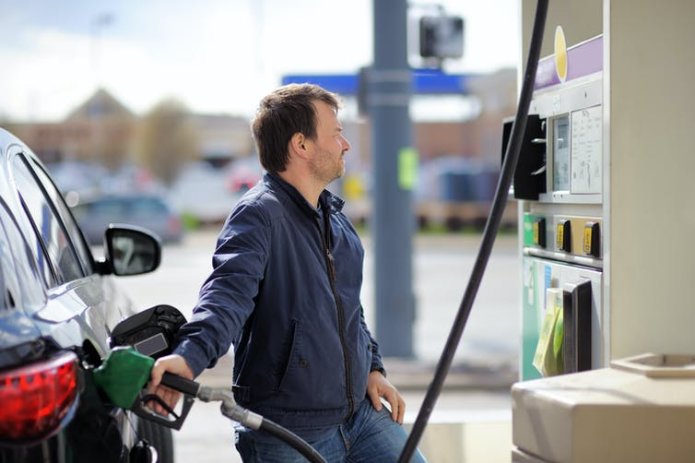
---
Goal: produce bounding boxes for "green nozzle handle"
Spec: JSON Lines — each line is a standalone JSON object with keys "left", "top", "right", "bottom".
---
{"left": 93, "top": 346, "right": 199, "bottom": 430}
{"left": 93, "top": 346, "right": 155, "bottom": 409}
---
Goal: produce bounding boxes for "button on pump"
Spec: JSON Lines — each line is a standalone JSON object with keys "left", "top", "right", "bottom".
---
{"left": 556, "top": 220, "right": 571, "bottom": 252}
{"left": 533, "top": 218, "right": 546, "bottom": 248}
{"left": 583, "top": 222, "right": 601, "bottom": 257}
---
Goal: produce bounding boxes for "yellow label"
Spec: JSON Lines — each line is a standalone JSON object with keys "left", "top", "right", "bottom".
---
{"left": 583, "top": 224, "right": 593, "bottom": 255}
{"left": 556, "top": 223, "right": 565, "bottom": 250}
{"left": 533, "top": 222, "right": 540, "bottom": 245}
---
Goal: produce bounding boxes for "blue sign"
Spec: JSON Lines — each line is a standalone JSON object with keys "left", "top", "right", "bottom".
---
{"left": 281, "top": 69, "right": 477, "bottom": 95}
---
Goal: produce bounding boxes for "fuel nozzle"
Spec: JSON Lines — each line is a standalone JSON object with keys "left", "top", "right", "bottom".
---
{"left": 92, "top": 347, "right": 325, "bottom": 462}
{"left": 93, "top": 346, "right": 198, "bottom": 430}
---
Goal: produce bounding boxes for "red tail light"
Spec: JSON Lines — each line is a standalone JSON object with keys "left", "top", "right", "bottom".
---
{"left": 0, "top": 351, "right": 79, "bottom": 441}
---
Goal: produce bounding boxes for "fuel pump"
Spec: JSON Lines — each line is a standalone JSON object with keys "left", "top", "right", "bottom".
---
{"left": 508, "top": 30, "right": 605, "bottom": 380}
{"left": 510, "top": 1, "right": 695, "bottom": 461}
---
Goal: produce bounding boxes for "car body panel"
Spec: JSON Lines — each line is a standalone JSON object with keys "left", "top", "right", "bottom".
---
{"left": 0, "top": 127, "right": 168, "bottom": 461}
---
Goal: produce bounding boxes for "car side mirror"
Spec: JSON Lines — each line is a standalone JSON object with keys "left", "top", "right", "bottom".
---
{"left": 99, "top": 224, "right": 162, "bottom": 276}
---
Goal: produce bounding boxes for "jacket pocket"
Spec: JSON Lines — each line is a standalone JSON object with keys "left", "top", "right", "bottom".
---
{"left": 276, "top": 319, "right": 300, "bottom": 391}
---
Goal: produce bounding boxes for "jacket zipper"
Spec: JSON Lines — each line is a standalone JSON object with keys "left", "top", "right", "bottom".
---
{"left": 319, "top": 211, "right": 355, "bottom": 419}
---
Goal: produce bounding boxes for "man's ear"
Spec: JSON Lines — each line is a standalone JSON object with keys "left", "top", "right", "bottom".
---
{"left": 289, "top": 132, "right": 309, "bottom": 159}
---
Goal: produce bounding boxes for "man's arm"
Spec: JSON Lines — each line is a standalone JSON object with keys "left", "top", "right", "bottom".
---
{"left": 359, "top": 304, "right": 385, "bottom": 375}
{"left": 175, "top": 202, "right": 270, "bottom": 376}
{"left": 147, "top": 201, "right": 270, "bottom": 413}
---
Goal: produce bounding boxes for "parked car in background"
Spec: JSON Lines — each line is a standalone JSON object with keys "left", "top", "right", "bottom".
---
{"left": 340, "top": 155, "right": 515, "bottom": 231}
{"left": 225, "top": 156, "right": 264, "bottom": 194}
{"left": 415, "top": 155, "right": 511, "bottom": 230}
{"left": 45, "top": 160, "right": 108, "bottom": 199}
{"left": 0, "top": 128, "right": 173, "bottom": 462}
{"left": 71, "top": 193, "right": 184, "bottom": 245}
{"left": 168, "top": 161, "right": 239, "bottom": 225}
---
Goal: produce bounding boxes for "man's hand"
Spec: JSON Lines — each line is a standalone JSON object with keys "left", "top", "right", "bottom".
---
{"left": 366, "top": 370, "right": 405, "bottom": 424}
{"left": 147, "top": 354, "right": 194, "bottom": 416}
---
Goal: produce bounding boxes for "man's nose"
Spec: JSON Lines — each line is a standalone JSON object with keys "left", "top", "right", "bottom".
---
{"left": 341, "top": 135, "right": 351, "bottom": 152}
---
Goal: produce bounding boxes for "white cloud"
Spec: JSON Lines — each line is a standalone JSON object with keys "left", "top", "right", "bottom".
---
{"left": 0, "top": 28, "right": 94, "bottom": 120}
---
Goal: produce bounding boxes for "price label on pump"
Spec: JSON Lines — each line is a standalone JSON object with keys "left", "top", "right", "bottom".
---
{"left": 583, "top": 222, "right": 601, "bottom": 257}
{"left": 556, "top": 223, "right": 565, "bottom": 250}
{"left": 583, "top": 224, "right": 593, "bottom": 255}
{"left": 556, "top": 220, "right": 571, "bottom": 252}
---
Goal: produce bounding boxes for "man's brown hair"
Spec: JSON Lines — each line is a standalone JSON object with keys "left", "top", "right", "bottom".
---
{"left": 251, "top": 83, "right": 340, "bottom": 173}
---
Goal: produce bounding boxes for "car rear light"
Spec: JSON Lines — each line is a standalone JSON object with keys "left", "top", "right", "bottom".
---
{"left": 0, "top": 351, "right": 79, "bottom": 441}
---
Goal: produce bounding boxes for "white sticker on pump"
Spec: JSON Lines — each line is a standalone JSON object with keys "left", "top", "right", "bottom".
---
{"left": 570, "top": 105, "right": 602, "bottom": 194}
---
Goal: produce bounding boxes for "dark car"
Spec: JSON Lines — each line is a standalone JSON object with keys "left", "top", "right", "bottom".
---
{"left": 0, "top": 128, "right": 174, "bottom": 462}
{"left": 72, "top": 193, "right": 184, "bottom": 246}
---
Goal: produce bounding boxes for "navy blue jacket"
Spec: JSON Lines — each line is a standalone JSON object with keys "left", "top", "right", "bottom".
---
{"left": 174, "top": 172, "right": 384, "bottom": 432}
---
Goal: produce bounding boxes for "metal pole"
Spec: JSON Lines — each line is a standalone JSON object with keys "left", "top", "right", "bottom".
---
{"left": 370, "top": 0, "right": 415, "bottom": 357}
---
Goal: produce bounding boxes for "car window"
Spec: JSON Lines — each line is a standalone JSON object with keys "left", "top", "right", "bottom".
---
{"left": 131, "top": 197, "right": 167, "bottom": 214}
{"left": 0, "top": 199, "right": 46, "bottom": 311}
{"left": 90, "top": 197, "right": 126, "bottom": 216}
{"left": 11, "top": 153, "right": 84, "bottom": 286}
{"left": 27, "top": 157, "right": 94, "bottom": 274}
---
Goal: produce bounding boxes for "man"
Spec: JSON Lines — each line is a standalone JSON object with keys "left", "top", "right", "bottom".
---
{"left": 150, "top": 84, "right": 426, "bottom": 462}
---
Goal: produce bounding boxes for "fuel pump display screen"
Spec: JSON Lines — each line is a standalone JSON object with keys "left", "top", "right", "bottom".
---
{"left": 553, "top": 115, "right": 570, "bottom": 191}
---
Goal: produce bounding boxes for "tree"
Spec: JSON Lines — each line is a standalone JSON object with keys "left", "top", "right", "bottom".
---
{"left": 135, "top": 98, "right": 199, "bottom": 185}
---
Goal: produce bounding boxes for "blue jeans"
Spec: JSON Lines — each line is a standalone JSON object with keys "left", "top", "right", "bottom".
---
{"left": 235, "top": 399, "right": 427, "bottom": 462}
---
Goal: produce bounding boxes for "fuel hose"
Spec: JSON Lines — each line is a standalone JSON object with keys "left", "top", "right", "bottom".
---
{"left": 258, "top": 418, "right": 326, "bottom": 463}
{"left": 397, "top": 1, "right": 549, "bottom": 461}
{"left": 131, "top": 370, "right": 327, "bottom": 462}
{"left": 197, "top": 384, "right": 328, "bottom": 463}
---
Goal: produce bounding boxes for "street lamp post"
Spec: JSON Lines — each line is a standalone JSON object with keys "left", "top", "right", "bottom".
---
{"left": 90, "top": 13, "right": 113, "bottom": 88}
{"left": 89, "top": 13, "right": 113, "bottom": 167}
{"left": 370, "top": 0, "right": 416, "bottom": 358}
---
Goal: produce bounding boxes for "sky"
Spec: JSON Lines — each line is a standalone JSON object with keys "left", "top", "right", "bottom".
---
{"left": 0, "top": 0, "right": 520, "bottom": 122}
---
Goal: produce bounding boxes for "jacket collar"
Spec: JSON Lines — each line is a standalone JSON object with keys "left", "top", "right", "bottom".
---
{"left": 265, "top": 172, "right": 345, "bottom": 218}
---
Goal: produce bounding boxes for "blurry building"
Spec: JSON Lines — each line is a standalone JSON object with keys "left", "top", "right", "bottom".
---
{"left": 190, "top": 114, "right": 255, "bottom": 168}
{"left": 346, "top": 68, "right": 517, "bottom": 165}
{"left": 338, "top": 68, "right": 518, "bottom": 228}
{"left": 5, "top": 68, "right": 516, "bottom": 223}
{"left": 10, "top": 88, "right": 136, "bottom": 168}
{"left": 7, "top": 89, "right": 255, "bottom": 173}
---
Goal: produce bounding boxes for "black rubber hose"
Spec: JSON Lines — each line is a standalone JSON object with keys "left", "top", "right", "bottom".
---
{"left": 259, "top": 418, "right": 327, "bottom": 463}
{"left": 397, "top": 1, "right": 549, "bottom": 461}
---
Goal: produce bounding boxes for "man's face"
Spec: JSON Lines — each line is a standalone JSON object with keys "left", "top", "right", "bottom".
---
{"left": 306, "top": 100, "right": 351, "bottom": 185}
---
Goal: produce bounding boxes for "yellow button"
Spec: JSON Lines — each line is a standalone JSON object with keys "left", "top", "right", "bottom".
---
{"left": 556, "top": 220, "right": 571, "bottom": 252}
{"left": 583, "top": 222, "right": 600, "bottom": 257}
